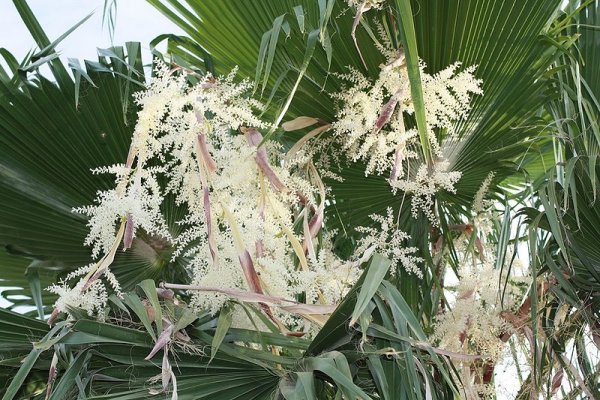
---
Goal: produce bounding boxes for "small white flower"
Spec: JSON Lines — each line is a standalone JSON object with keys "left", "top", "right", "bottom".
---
{"left": 73, "top": 169, "right": 170, "bottom": 259}
{"left": 47, "top": 278, "right": 108, "bottom": 320}
{"left": 355, "top": 207, "right": 423, "bottom": 277}
{"left": 391, "top": 160, "right": 462, "bottom": 223}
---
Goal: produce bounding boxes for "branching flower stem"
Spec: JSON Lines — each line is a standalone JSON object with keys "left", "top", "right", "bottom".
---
{"left": 81, "top": 219, "right": 125, "bottom": 291}
{"left": 160, "top": 282, "right": 334, "bottom": 328}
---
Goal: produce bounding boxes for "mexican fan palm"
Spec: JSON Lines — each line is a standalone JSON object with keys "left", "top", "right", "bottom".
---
{"left": 0, "top": 0, "right": 598, "bottom": 399}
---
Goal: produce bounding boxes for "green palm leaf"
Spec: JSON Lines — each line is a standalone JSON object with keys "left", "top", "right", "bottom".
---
{"left": 0, "top": 2, "right": 188, "bottom": 307}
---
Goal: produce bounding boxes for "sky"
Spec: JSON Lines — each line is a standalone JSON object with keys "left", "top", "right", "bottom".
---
{"left": 0, "top": 0, "right": 183, "bottom": 70}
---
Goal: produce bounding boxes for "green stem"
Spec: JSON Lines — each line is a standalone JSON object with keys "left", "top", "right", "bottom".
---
{"left": 393, "top": 0, "right": 433, "bottom": 166}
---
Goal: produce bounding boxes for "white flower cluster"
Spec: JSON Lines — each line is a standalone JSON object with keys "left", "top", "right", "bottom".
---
{"left": 331, "top": 32, "right": 482, "bottom": 222}
{"left": 355, "top": 208, "right": 423, "bottom": 277}
{"left": 47, "top": 264, "right": 120, "bottom": 320}
{"left": 431, "top": 246, "right": 511, "bottom": 398}
{"left": 74, "top": 167, "right": 170, "bottom": 259}
{"left": 347, "top": 0, "right": 385, "bottom": 9}
{"left": 47, "top": 279, "right": 108, "bottom": 320}
{"left": 432, "top": 258, "right": 509, "bottom": 360}
{"left": 332, "top": 53, "right": 481, "bottom": 170}
{"left": 432, "top": 176, "right": 510, "bottom": 357}
{"left": 391, "top": 161, "right": 462, "bottom": 222}
{"left": 53, "top": 61, "right": 361, "bottom": 328}
{"left": 176, "top": 130, "right": 324, "bottom": 317}
{"left": 415, "top": 62, "right": 483, "bottom": 139}
{"left": 430, "top": 183, "right": 529, "bottom": 398}
{"left": 331, "top": 64, "right": 413, "bottom": 176}
{"left": 472, "top": 172, "right": 496, "bottom": 238}
{"left": 299, "top": 230, "right": 363, "bottom": 305}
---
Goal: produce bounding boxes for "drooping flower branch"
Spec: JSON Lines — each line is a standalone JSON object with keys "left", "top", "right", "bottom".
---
{"left": 49, "top": 62, "right": 383, "bottom": 331}
{"left": 50, "top": 25, "right": 483, "bottom": 339}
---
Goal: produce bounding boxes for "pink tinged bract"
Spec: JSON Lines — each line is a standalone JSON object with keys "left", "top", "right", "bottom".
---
{"left": 196, "top": 134, "right": 217, "bottom": 175}
{"left": 145, "top": 323, "right": 174, "bottom": 360}
{"left": 203, "top": 187, "right": 218, "bottom": 264}
{"left": 243, "top": 127, "right": 286, "bottom": 192}
{"left": 238, "top": 250, "right": 264, "bottom": 295}
{"left": 389, "top": 146, "right": 404, "bottom": 182}
{"left": 123, "top": 213, "right": 134, "bottom": 250}
{"left": 373, "top": 96, "right": 399, "bottom": 135}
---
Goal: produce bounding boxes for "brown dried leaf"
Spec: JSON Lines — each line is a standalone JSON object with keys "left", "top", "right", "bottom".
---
{"left": 145, "top": 324, "right": 174, "bottom": 360}
{"left": 281, "top": 116, "right": 319, "bottom": 131}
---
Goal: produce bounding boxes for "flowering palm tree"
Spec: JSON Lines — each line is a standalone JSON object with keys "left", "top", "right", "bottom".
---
{"left": 0, "top": 0, "right": 598, "bottom": 399}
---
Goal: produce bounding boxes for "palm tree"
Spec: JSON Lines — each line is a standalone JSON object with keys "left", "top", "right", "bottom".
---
{"left": 0, "top": 0, "right": 598, "bottom": 398}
